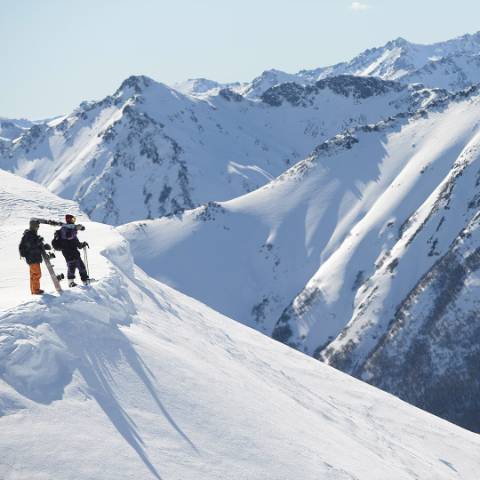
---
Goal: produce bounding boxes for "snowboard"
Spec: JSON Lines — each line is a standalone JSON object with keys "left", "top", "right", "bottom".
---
{"left": 40, "top": 247, "right": 64, "bottom": 293}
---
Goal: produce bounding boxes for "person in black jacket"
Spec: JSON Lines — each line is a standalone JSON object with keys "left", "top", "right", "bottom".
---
{"left": 59, "top": 214, "right": 90, "bottom": 287}
{"left": 19, "top": 219, "right": 52, "bottom": 295}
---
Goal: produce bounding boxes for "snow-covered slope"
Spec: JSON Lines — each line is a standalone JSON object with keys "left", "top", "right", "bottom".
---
{"left": 1, "top": 171, "right": 480, "bottom": 479}
{"left": 0, "top": 170, "right": 85, "bottom": 310}
{"left": 120, "top": 85, "right": 480, "bottom": 432}
{"left": 0, "top": 75, "right": 440, "bottom": 225}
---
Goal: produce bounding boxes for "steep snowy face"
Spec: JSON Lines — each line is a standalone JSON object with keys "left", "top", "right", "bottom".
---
{"left": 320, "top": 132, "right": 480, "bottom": 433}
{"left": 0, "top": 75, "right": 438, "bottom": 225}
{"left": 1, "top": 172, "right": 480, "bottom": 479}
{"left": 121, "top": 87, "right": 480, "bottom": 432}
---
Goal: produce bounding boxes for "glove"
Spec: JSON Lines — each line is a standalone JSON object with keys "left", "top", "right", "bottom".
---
{"left": 44, "top": 244, "right": 52, "bottom": 250}
{"left": 81, "top": 242, "right": 89, "bottom": 248}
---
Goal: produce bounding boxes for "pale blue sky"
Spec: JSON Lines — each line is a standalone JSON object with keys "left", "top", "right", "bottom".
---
{"left": 2, "top": 0, "right": 480, "bottom": 119}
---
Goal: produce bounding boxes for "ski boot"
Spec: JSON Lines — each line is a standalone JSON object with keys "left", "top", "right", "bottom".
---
{"left": 69, "top": 281, "right": 77, "bottom": 288}
{"left": 33, "top": 289, "right": 45, "bottom": 295}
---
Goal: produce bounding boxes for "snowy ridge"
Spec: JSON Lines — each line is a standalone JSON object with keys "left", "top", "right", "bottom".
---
{"left": 0, "top": 75, "right": 439, "bottom": 225}
{"left": 3, "top": 171, "right": 480, "bottom": 479}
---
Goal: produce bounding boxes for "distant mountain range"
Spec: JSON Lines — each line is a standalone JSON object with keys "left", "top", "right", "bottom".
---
{"left": 0, "top": 75, "right": 445, "bottom": 224}
{"left": 178, "top": 31, "right": 480, "bottom": 97}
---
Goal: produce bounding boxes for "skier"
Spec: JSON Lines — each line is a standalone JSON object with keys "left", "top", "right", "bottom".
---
{"left": 19, "top": 219, "right": 52, "bottom": 295}
{"left": 58, "top": 214, "right": 90, "bottom": 287}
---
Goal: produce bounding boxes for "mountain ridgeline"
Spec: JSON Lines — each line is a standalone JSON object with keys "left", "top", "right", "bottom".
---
{"left": 0, "top": 75, "right": 443, "bottom": 224}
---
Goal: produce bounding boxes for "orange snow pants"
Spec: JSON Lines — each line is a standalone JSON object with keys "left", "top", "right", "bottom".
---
{"left": 29, "top": 263, "right": 42, "bottom": 294}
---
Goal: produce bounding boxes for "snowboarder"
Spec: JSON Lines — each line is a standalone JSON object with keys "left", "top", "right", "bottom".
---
{"left": 19, "top": 219, "right": 52, "bottom": 295}
{"left": 58, "top": 214, "right": 90, "bottom": 287}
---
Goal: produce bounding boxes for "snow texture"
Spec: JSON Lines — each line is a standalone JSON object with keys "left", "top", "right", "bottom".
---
{"left": 1, "top": 171, "right": 480, "bottom": 479}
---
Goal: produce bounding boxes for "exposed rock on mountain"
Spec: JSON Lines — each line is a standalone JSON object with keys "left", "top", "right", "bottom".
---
{"left": 0, "top": 75, "right": 438, "bottom": 224}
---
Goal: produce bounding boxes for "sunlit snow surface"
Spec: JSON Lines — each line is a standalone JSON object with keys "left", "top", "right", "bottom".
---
{"left": 1, "top": 171, "right": 480, "bottom": 479}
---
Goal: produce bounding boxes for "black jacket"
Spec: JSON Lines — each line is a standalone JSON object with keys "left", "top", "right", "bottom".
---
{"left": 59, "top": 225, "right": 84, "bottom": 261}
{"left": 19, "top": 230, "right": 44, "bottom": 265}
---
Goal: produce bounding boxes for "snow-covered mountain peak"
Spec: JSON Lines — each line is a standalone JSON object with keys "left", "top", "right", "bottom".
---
{"left": 387, "top": 37, "right": 410, "bottom": 47}
{"left": 115, "top": 74, "right": 155, "bottom": 96}
{"left": 241, "top": 68, "right": 300, "bottom": 98}
{"left": 3, "top": 68, "right": 450, "bottom": 225}
{"left": 174, "top": 77, "right": 223, "bottom": 95}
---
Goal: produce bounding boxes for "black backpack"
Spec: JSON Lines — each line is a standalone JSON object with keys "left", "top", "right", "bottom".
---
{"left": 52, "top": 229, "right": 63, "bottom": 251}
{"left": 19, "top": 232, "right": 28, "bottom": 257}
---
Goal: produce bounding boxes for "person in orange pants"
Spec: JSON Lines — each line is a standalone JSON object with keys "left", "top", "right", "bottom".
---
{"left": 19, "top": 219, "right": 52, "bottom": 295}
{"left": 29, "top": 263, "right": 42, "bottom": 294}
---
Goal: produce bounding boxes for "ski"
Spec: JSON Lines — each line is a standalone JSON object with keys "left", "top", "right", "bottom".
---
{"left": 31, "top": 217, "right": 86, "bottom": 231}
{"left": 40, "top": 247, "right": 64, "bottom": 293}
{"left": 30, "top": 217, "right": 64, "bottom": 227}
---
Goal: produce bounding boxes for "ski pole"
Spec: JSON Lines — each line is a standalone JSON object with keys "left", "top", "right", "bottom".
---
{"left": 83, "top": 247, "right": 90, "bottom": 278}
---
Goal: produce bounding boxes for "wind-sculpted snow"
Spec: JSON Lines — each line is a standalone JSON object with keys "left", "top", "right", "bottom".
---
{"left": 2, "top": 174, "right": 480, "bottom": 478}
{"left": 0, "top": 74, "right": 447, "bottom": 225}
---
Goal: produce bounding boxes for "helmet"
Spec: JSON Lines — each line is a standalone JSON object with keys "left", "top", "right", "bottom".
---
{"left": 65, "top": 214, "right": 76, "bottom": 224}
{"left": 29, "top": 219, "right": 40, "bottom": 230}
